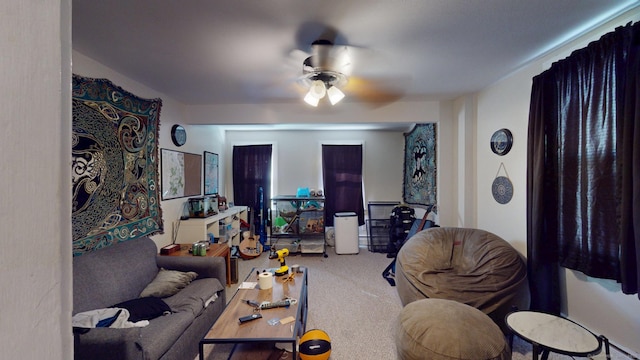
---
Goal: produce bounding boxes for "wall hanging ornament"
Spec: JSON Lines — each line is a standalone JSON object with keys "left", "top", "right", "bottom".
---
{"left": 490, "top": 128, "right": 513, "bottom": 156}
{"left": 72, "top": 74, "right": 164, "bottom": 256}
{"left": 403, "top": 123, "right": 437, "bottom": 206}
{"left": 492, "top": 162, "right": 513, "bottom": 204}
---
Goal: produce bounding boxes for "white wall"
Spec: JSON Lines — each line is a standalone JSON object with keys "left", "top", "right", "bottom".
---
{"left": 475, "top": 9, "right": 640, "bottom": 354}
{"left": 189, "top": 101, "right": 459, "bottom": 226}
{"left": 72, "top": 52, "right": 225, "bottom": 249}
{"left": 70, "top": 53, "right": 461, "bottom": 249}
{"left": 187, "top": 100, "right": 442, "bottom": 126}
{"left": 452, "top": 96, "right": 477, "bottom": 227}
{"left": 0, "top": 1, "right": 72, "bottom": 359}
{"left": 72, "top": 49, "right": 460, "bottom": 241}
{"left": 224, "top": 130, "right": 406, "bottom": 207}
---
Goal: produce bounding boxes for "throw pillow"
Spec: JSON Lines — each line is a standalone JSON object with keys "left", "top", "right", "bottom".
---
{"left": 112, "top": 297, "right": 171, "bottom": 322}
{"left": 139, "top": 268, "right": 198, "bottom": 298}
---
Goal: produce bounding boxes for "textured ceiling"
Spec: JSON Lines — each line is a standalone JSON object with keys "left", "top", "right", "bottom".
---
{"left": 73, "top": 0, "right": 638, "bottom": 110}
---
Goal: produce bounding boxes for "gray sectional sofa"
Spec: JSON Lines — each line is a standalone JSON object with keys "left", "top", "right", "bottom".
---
{"left": 73, "top": 236, "right": 227, "bottom": 360}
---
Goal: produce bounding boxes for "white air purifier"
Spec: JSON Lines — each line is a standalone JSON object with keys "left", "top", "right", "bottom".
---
{"left": 334, "top": 212, "right": 359, "bottom": 254}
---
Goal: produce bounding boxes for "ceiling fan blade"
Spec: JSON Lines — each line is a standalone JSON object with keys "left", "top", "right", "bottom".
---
{"left": 293, "top": 22, "right": 343, "bottom": 53}
{"left": 289, "top": 48, "right": 310, "bottom": 63}
{"left": 343, "top": 76, "right": 410, "bottom": 106}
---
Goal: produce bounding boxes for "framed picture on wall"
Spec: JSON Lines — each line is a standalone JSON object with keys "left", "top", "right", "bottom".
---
{"left": 160, "top": 148, "right": 202, "bottom": 200}
{"left": 204, "top": 151, "right": 219, "bottom": 196}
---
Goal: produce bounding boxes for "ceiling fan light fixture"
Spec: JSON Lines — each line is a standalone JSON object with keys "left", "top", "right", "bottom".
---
{"left": 301, "top": 64, "right": 348, "bottom": 106}
{"left": 304, "top": 91, "right": 320, "bottom": 106}
{"left": 309, "top": 80, "right": 327, "bottom": 98}
{"left": 327, "top": 85, "right": 345, "bottom": 105}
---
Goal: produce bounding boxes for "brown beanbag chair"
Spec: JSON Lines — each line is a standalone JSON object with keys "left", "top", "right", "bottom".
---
{"left": 395, "top": 227, "right": 529, "bottom": 332}
{"left": 395, "top": 298, "right": 511, "bottom": 360}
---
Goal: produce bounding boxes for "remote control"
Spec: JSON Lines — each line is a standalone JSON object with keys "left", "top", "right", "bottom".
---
{"left": 238, "top": 313, "right": 262, "bottom": 324}
{"left": 260, "top": 299, "right": 292, "bottom": 310}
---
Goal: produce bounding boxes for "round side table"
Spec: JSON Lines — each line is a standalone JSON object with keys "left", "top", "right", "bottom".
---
{"left": 505, "top": 310, "right": 610, "bottom": 360}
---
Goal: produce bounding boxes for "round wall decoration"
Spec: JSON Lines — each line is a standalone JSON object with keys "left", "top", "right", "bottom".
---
{"left": 490, "top": 128, "right": 513, "bottom": 156}
{"left": 492, "top": 162, "right": 513, "bottom": 204}
{"left": 492, "top": 176, "right": 514, "bottom": 204}
{"left": 171, "top": 124, "right": 187, "bottom": 146}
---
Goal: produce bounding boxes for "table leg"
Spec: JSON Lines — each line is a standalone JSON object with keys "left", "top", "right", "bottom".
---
{"left": 532, "top": 344, "right": 540, "bottom": 360}
{"left": 507, "top": 332, "right": 514, "bottom": 355}
{"left": 541, "top": 349, "right": 550, "bottom": 360}
{"left": 600, "top": 335, "right": 611, "bottom": 359}
{"left": 225, "top": 247, "right": 231, "bottom": 286}
{"left": 292, "top": 340, "right": 297, "bottom": 360}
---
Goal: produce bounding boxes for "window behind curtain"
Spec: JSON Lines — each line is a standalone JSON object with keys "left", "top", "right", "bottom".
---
{"left": 232, "top": 145, "right": 272, "bottom": 230}
{"left": 322, "top": 144, "right": 365, "bottom": 227}
{"left": 527, "top": 21, "right": 640, "bottom": 312}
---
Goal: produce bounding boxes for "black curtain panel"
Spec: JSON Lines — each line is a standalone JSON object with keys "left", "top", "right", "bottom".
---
{"left": 322, "top": 144, "right": 365, "bottom": 227}
{"left": 620, "top": 22, "right": 640, "bottom": 296}
{"left": 527, "top": 21, "right": 640, "bottom": 313}
{"left": 527, "top": 73, "right": 562, "bottom": 314}
{"left": 232, "top": 145, "right": 272, "bottom": 228}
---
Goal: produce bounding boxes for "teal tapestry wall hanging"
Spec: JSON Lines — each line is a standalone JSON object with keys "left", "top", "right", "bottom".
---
{"left": 72, "top": 74, "right": 164, "bottom": 256}
{"left": 403, "top": 123, "right": 437, "bottom": 206}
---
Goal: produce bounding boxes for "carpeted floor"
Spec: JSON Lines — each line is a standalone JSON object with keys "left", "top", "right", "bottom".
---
{"left": 199, "top": 245, "right": 629, "bottom": 360}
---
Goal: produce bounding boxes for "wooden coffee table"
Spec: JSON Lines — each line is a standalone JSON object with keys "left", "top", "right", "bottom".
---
{"left": 199, "top": 267, "right": 308, "bottom": 360}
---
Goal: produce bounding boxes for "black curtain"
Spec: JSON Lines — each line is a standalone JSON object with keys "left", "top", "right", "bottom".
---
{"left": 232, "top": 145, "right": 272, "bottom": 229}
{"left": 527, "top": 21, "right": 640, "bottom": 313}
{"left": 322, "top": 145, "right": 365, "bottom": 227}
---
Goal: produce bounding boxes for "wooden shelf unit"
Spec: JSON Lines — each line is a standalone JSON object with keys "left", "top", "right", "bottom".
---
{"left": 176, "top": 206, "right": 248, "bottom": 246}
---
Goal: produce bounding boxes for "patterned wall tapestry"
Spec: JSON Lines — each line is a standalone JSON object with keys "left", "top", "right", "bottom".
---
{"left": 403, "top": 123, "right": 437, "bottom": 206}
{"left": 72, "top": 74, "right": 163, "bottom": 256}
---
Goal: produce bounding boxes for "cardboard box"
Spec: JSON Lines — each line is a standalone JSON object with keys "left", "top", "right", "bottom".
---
{"left": 160, "top": 244, "right": 180, "bottom": 255}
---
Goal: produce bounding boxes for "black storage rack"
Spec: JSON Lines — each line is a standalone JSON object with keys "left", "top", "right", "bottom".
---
{"left": 366, "top": 201, "right": 400, "bottom": 252}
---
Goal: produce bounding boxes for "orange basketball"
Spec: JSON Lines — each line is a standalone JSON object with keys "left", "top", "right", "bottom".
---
{"left": 299, "top": 329, "right": 331, "bottom": 360}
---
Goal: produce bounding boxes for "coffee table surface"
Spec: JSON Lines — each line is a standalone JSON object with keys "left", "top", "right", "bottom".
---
{"left": 200, "top": 267, "right": 308, "bottom": 359}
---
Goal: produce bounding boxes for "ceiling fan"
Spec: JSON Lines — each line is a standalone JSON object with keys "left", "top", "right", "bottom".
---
{"left": 297, "top": 39, "right": 351, "bottom": 106}
{"left": 288, "top": 36, "right": 407, "bottom": 108}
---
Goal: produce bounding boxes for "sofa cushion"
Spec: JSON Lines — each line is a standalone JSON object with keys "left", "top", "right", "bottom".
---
{"left": 137, "top": 310, "right": 195, "bottom": 360}
{"left": 112, "top": 297, "right": 172, "bottom": 322}
{"left": 139, "top": 268, "right": 198, "bottom": 298}
{"left": 163, "top": 278, "right": 224, "bottom": 317}
{"left": 73, "top": 237, "right": 160, "bottom": 314}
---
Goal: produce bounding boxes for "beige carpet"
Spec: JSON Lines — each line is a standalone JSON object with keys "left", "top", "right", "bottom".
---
{"left": 200, "top": 245, "right": 626, "bottom": 360}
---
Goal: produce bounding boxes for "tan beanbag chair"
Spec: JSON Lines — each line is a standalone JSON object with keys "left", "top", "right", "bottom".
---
{"left": 395, "top": 298, "right": 511, "bottom": 360}
{"left": 396, "top": 227, "right": 529, "bottom": 332}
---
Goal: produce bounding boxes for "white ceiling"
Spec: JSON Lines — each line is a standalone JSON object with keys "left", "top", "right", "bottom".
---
{"left": 72, "top": 0, "right": 639, "bottom": 123}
